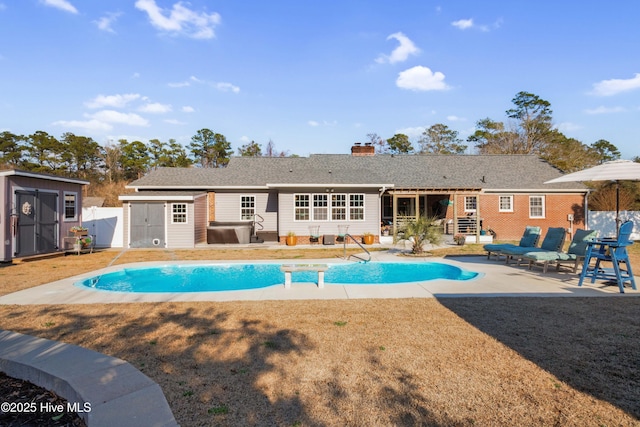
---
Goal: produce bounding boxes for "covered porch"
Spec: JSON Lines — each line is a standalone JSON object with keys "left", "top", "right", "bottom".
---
{"left": 381, "top": 188, "right": 492, "bottom": 244}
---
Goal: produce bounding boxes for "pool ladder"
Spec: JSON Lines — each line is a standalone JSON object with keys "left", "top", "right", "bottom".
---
{"left": 342, "top": 233, "right": 371, "bottom": 262}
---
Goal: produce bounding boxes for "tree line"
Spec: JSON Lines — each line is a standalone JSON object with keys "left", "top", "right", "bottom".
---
{"left": 367, "top": 91, "right": 632, "bottom": 173}
{"left": 0, "top": 128, "right": 293, "bottom": 184}
{"left": 1, "top": 91, "right": 638, "bottom": 208}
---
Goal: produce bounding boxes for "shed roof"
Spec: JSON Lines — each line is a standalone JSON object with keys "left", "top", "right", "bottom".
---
{"left": 127, "top": 154, "right": 586, "bottom": 192}
{"left": 0, "top": 169, "right": 89, "bottom": 185}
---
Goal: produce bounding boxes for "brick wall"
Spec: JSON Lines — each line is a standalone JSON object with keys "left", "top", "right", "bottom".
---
{"left": 476, "top": 193, "right": 585, "bottom": 241}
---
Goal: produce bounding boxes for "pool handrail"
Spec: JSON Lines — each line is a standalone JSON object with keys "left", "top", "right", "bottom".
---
{"left": 343, "top": 233, "right": 371, "bottom": 262}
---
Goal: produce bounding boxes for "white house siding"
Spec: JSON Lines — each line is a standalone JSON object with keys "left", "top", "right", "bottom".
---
{"left": 214, "top": 191, "right": 278, "bottom": 232}
{"left": 277, "top": 189, "right": 381, "bottom": 237}
{"left": 166, "top": 201, "right": 194, "bottom": 248}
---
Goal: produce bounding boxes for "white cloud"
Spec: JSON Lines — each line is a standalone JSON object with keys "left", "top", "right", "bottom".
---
{"left": 164, "top": 118, "right": 186, "bottom": 125}
{"left": 308, "top": 120, "right": 319, "bottom": 127}
{"left": 395, "top": 126, "right": 425, "bottom": 139}
{"left": 85, "top": 93, "right": 141, "bottom": 109}
{"left": 396, "top": 66, "right": 450, "bottom": 91}
{"left": 376, "top": 32, "right": 420, "bottom": 64}
{"left": 41, "top": 0, "right": 78, "bottom": 14}
{"left": 447, "top": 115, "right": 466, "bottom": 122}
{"left": 134, "top": 0, "right": 221, "bottom": 39}
{"left": 591, "top": 73, "right": 640, "bottom": 96}
{"left": 138, "top": 102, "right": 172, "bottom": 113}
{"left": 451, "top": 17, "right": 501, "bottom": 32}
{"left": 555, "top": 122, "right": 582, "bottom": 132}
{"left": 584, "top": 106, "right": 626, "bottom": 115}
{"left": 215, "top": 82, "right": 240, "bottom": 93}
{"left": 53, "top": 119, "right": 112, "bottom": 131}
{"left": 131, "top": 72, "right": 140, "bottom": 79}
{"left": 451, "top": 19, "right": 473, "bottom": 30}
{"left": 168, "top": 80, "right": 191, "bottom": 88}
{"left": 94, "top": 12, "right": 122, "bottom": 33}
{"left": 182, "top": 106, "right": 195, "bottom": 113}
{"left": 170, "top": 76, "right": 239, "bottom": 93}
{"left": 0, "top": 3, "right": 6, "bottom": 11}
{"left": 89, "top": 110, "right": 149, "bottom": 126}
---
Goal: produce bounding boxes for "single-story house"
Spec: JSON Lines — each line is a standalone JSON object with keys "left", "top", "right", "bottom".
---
{"left": 0, "top": 169, "right": 89, "bottom": 262}
{"left": 121, "top": 144, "right": 588, "bottom": 248}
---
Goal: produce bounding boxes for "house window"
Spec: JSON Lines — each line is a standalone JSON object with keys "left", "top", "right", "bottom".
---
{"left": 172, "top": 203, "right": 187, "bottom": 223}
{"left": 382, "top": 195, "right": 393, "bottom": 218}
{"left": 529, "top": 196, "right": 545, "bottom": 218}
{"left": 464, "top": 196, "right": 477, "bottom": 213}
{"left": 313, "top": 194, "right": 328, "bottom": 220}
{"left": 64, "top": 192, "right": 77, "bottom": 221}
{"left": 499, "top": 195, "right": 513, "bottom": 212}
{"left": 331, "top": 194, "right": 347, "bottom": 220}
{"left": 294, "top": 194, "right": 310, "bottom": 221}
{"left": 240, "top": 196, "right": 255, "bottom": 220}
{"left": 349, "top": 194, "right": 365, "bottom": 220}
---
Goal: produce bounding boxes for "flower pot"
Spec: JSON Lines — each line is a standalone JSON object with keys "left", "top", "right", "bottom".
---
{"left": 363, "top": 235, "right": 375, "bottom": 245}
{"left": 286, "top": 236, "right": 297, "bottom": 246}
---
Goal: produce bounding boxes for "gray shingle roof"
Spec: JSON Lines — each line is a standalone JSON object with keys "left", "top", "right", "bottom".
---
{"left": 127, "top": 155, "right": 585, "bottom": 191}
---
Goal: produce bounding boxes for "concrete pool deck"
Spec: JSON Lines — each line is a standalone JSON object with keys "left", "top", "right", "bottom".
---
{"left": 0, "top": 251, "right": 637, "bottom": 427}
{"left": 1, "top": 252, "right": 637, "bottom": 305}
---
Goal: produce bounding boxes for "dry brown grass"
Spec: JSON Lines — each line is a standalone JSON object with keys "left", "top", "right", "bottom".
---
{"left": 1, "top": 246, "right": 639, "bottom": 426}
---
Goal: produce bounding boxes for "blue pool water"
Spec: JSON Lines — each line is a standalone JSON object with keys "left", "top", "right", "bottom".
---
{"left": 76, "top": 262, "right": 479, "bottom": 293}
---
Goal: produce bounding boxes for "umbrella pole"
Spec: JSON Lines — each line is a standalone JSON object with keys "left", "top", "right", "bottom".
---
{"left": 616, "top": 181, "right": 620, "bottom": 237}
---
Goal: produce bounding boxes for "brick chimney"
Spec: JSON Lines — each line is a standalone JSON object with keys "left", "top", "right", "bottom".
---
{"left": 351, "top": 142, "right": 375, "bottom": 156}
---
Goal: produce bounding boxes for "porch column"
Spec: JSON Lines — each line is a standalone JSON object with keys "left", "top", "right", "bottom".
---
{"left": 392, "top": 192, "right": 398, "bottom": 240}
{"left": 475, "top": 194, "right": 481, "bottom": 243}
{"left": 452, "top": 194, "right": 458, "bottom": 235}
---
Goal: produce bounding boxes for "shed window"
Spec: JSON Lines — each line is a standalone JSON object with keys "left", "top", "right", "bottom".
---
{"left": 172, "top": 203, "right": 187, "bottom": 223}
{"left": 529, "top": 196, "right": 545, "bottom": 218}
{"left": 240, "top": 196, "right": 255, "bottom": 220}
{"left": 64, "top": 192, "right": 77, "bottom": 221}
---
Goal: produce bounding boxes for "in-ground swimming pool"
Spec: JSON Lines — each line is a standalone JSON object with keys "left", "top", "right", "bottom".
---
{"left": 76, "top": 262, "right": 479, "bottom": 293}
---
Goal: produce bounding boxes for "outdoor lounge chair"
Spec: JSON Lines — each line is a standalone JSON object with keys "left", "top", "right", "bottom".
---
{"left": 484, "top": 226, "right": 541, "bottom": 260}
{"left": 502, "top": 227, "right": 567, "bottom": 266}
{"left": 523, "top": 229, "right": 598, "bottom": 273}
{"left": 578, "top": 220, "right": 636, "bottom": 293}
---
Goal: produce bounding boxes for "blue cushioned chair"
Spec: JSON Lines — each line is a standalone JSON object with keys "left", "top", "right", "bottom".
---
{"left": 484, "top": 226, "right": 542, "bottom": 260}
{"left": 578, "top": 221, "right": 636, "bottom": 293}
{"left": 523, "top": 229, "right": 598, "bottom": 273}
{"left": 503, "top": 227, "right": 567, "bottom": 266}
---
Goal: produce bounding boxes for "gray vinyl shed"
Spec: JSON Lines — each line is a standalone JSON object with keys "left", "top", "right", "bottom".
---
{"left": 0, "top": 169, "right": 88, "bottom": 262}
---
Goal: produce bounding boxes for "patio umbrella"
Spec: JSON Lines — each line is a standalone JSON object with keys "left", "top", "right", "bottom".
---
{"left": 545, "top": 159, "right": 640, "bottom": 235}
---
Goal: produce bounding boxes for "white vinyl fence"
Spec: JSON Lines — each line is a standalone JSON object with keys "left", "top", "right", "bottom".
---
{"left": 82, "top": 207, "right": 124, "bottom": 248}
{"left": 588, "top": 210, "right": 640, "bottom": 240}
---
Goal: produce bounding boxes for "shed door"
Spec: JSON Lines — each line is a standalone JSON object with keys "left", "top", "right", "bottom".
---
{"left": 130, "top": 203, "right": 165, "bottom": 248}
{"left": 15, "top": 191, "right": 58, "bottom": 257}
{"left": 38, "top": 192, "right": 58, "bottom": 253}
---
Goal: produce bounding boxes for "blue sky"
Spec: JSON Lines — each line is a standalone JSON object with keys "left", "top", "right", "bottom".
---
{"left": 1, "top": 1, "right": 639, "bottom": 159}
